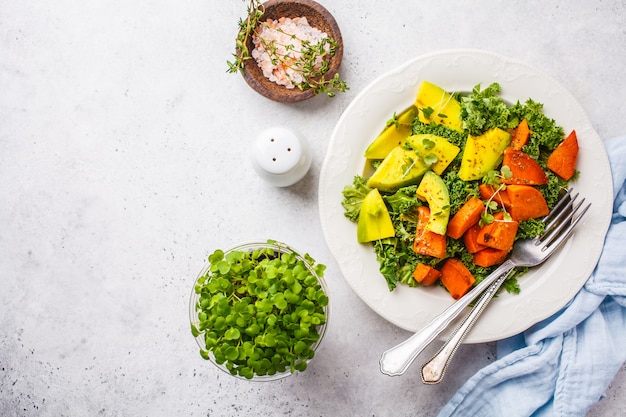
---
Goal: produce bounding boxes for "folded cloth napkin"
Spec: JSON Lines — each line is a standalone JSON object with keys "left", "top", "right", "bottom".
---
{"left": 438, "top": 136, "right": 626, "bottom": 417}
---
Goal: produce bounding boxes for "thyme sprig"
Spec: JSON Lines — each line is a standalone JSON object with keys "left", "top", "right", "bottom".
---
{"left": 227, "top": 0, "right": 348, "bottom": 97}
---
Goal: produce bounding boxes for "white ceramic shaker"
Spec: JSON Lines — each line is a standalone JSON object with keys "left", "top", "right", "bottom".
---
{"left": 250, "top": 126, "right": 312, "bottom": 187}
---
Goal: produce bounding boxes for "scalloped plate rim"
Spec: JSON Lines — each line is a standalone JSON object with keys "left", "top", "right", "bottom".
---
{"left": 319, "top": 49, "right": 613, "bottom": 343}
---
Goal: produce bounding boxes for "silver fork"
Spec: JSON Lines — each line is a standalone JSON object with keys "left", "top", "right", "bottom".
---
{"left": 420, "top": 190, "right": 590, "bottom": 383}
{"left": 379, "top": 189, "right": 591, "bottom": 377}
{"left": 420, "top": 269, "right": 514, "bottom": 384}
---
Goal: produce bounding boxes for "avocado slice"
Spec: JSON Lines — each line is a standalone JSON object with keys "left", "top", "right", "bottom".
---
{"left": 405, "top": 134, "right": 461, "bottom": 175}
{"left": 366, "top": 147, "right": 429, "bottom": 193}
{"left": 458, "top": 127, "right": 511, "bottom": 181}
{"left": 414, "top": 81, "right": 463, "bottom": 132}
{"left": 357, "top": 189, "right": 395, "bottom": 243}
{"left": 364, "top": 106, "right": 417, "bottom": 160}
{"left": 416, "top": 171, "right": 450, "bottom": 235}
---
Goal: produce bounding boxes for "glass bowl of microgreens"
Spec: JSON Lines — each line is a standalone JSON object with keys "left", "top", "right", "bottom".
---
{"left": 189, "top": 239, "right": 329, "bottom": 381}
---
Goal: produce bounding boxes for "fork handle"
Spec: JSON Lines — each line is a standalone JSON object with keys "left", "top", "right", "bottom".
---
{"left": 420, "top": 270, "right": 513, "bottom": 384}
{"left": 379, "top": 259, "right": 515, "bottom": 376}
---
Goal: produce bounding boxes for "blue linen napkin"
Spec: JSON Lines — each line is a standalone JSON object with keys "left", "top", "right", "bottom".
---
{"left": 438, "top": 136, "right": 626, "bottom": 417}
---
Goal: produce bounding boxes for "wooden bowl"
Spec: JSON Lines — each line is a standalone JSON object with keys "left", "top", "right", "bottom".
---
{"left": 240, "top": 0, "right": 344, "bottom": 103}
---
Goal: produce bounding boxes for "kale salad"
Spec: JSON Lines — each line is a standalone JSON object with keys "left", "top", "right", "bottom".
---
{"left": 341, "top": 82, "right": 577, "bottom": 297}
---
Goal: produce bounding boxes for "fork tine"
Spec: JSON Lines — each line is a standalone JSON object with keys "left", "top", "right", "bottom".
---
{"left": 541, "top": 188, "right": 574, "bottom": 225}
{"left": 543, "top": 190, "right": 580, "bottom": 231}
{"left": 541, "top": 201, "right": 591, "bottom": 252}
{"left": 540, "top": 196, "right": 586, "bottom": 246}
{"left": 539, "top": 192, "right": 582, "bottom": 243}
{"left": 542, "top": 194, "right": 585, "bottom": 237}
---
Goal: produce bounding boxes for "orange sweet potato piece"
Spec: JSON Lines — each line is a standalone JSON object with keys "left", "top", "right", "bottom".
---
{"left": 547, "top": 130, "right": 579, "bottom": 180}
{"left": 502, "top": 147, "right": 548, "bottom": 185}
{"left": 505, "top": 184, "right": 549, "bottom": 221}
{"left": 413, "top": 206, "right": 447, "bottom": 258}
{"left": 479, "top": 184, "right": 510, "bottom": 208}
{"left": 463, "top": 223, "right": 488, "bottom": 253}
{"left": 510, "top": 119, "right": 530, "bottom": 150}
{"left": 477, "top": 212, "right": 519, "bottom": 251}
{"left": 413, "top": 263, "right": 441, "bottom": 286}
{"left": 473, "top": 247, "right": 510, "bottom": 267}
{"left": 439, "top": 258, "right": 476, "bottom": 300}
{"left": 446, "top": 197, "right": 485, "bottom": 239}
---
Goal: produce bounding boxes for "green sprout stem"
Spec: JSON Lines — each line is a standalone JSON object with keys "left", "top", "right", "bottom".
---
{"left": 480, "top": 166, "right": 513, "bottom": 226}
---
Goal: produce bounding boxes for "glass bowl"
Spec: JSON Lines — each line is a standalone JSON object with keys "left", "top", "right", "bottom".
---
{"left": 189, "top": 240, "right": 330, "bottom": 381}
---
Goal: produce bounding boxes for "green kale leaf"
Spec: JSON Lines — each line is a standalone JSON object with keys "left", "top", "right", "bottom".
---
{"left": 460, "top": 83, "right": 514, "bottom": 135}
{"left": 341, "top": 176, "right": 371, "bottom": 222}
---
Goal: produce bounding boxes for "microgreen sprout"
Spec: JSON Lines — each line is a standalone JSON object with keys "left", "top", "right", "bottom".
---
{"left": 500, "top": 165, "right": 513, "bottom": 180}
{"left": 421, "top": 90, "right": 456, "bottom": 120}
{"left": 480, "top": 167, "right": 513, "bottom": 226}
{"left": 421, "top": 138, "right": 436, "bottom": 150}
{"left": 386, "top": 112, "right": 400, "bottom": 129}
{"left": 401, "top": 156, "right": 417, "bottom": 178}
{"left": 423, "top": 153, "right": 439, "bottom": 166}
{"left": 421, "top": 106, "right": 435, "bottom": 119}
{"left": 191, "top": 240, "right": 328, "bottom": 379}
{"left": 438, "top": 89, "right": 457, "bottom": 111}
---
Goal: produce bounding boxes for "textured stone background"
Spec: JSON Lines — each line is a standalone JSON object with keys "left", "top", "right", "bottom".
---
{"left": 1, "top": 1, "right": 625, "bottom": 416}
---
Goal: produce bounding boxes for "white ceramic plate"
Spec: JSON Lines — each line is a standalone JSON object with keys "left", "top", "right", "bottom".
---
{"left": 319, "top": 49, "right": 613, "bottom": 343}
